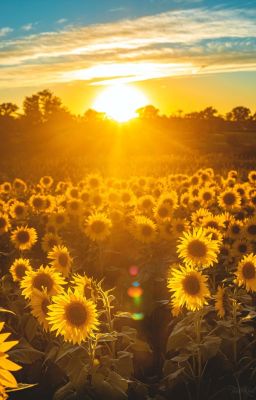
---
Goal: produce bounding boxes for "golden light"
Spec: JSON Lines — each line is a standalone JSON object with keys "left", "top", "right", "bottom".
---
{"left": 92, "top": 84, "right": 148, "bottom": 122}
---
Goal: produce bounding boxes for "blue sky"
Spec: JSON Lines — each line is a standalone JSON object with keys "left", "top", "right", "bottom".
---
{"left": 0, "top": 0, "right": 255, "bottom": 113}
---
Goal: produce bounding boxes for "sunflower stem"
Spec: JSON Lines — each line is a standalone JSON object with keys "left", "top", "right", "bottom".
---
{"left": 195, "top": 311, "right": 202, "bottom": 400}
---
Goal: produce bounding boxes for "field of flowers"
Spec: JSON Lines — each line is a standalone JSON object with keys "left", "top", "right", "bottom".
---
{"left": 1, "top": 168, "right": 256, "bottom": 400}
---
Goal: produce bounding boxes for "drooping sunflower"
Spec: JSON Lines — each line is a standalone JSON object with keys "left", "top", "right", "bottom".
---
{"left": 0, "top": 322, "right": 21, "bottom": 389}
{"left": 0, "top": 214, "right": 10, "bottom": 235}
{"left": 30, "top": 289, "right": 51, "bottom": 331}
{"left": 71, "top": 273, "right": 96, "bottom": 300}
{"left": 85, "top": 212, "right": 112, "bottom": 242}
{"left": 13, "top": 178, "right": 27, "bottom": 193}
{"left": 20, "top": 265, "right": 66, "bottom": 299}
{"left": 11, "top": 226, "right": 37, "bottom": 251}
{"left": 218, "top": 189, "right": 241, "bottom": 211}
{"left": 167, "top": 264, "right": 210, "bottom": 311}
{"left": 215, "top": 286, "right": 231, "bottom": 318}
{"left": 132, "top": 215, "right": 157, "bottom": 243}
{"left": 39, "top": 175, "right": 53, "bottom": 190}
{"left": 248, "top": 170, "right": 256, "bottom": 185}
{"left": 235, "top": 253, "right": 256, "bottom": 292}
{"left": 177, "top": 227, "right": 220, "bottom": 269}
{"left": 48, "top": 245, "right": 73, "bottom": 277}
{"left": 9, "top": 258, "right": 32, "bottom": 282}
{"left": 29, "top": 194, "right": 46, "bottom": 213}
{"left": 47, "top": 289, "right": 99, "bottom": 344}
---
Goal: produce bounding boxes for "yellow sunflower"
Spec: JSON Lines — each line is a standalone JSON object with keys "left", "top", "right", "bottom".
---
{"left": 218, "top": 189, "right": 241, "bottom": 211}
{"left": 177, "top": 227, "right": 220, "bottom": 269}
{"left": 48, "top": 245, "right": 73, "bottom": 277}
{"left": 11, "top": 226, "right": 37, "bottom": 251}
{"left": 13, "top": 178, "right": 27, "bottom": 193}
{"left": 71, "top": 274, "right": 96, "bottom": 300}
{"left": 0, "top": 214, "right": 10, "bottom": 235}
{"left": 47, "top": 289, "right": 99, "bottom": 344}
{"left": 20, "top": 265, "right": 66, "bottom": 299}
{"left": 39, "top": 175, "right": 53, "bottom": 190}
{"left": 9, "top": 258, "right": 32, "bottom": 282}
{"left": 235, "top": 253, "right": 256, "bottom": 292}
{"left": 0, "top": 322, "right": 21, "bottom": 389}
{"left": 132, "top": 215, "right": 157, "bottom": 243}
{"left": 30, "top": 289, "right": 51, "bottom": 331}
{"left": 215, "top": 286, "right": 231, "bottom": 318}
{"left": 29, "top": 194, "right": 46, "bottom": 213}
{"left": 167, "top": 264, "right": 210, "bottom": 311}
{"left": 85, "top": 213, "right": 112, "bottom": 242}
{"left": 248, "top": 170, "right": 256, "bottom": 185}
{"left": 9, "top": 201, "right": 27, "bottom": 221}
{"left": 243, "top": 217, "right": 256, "bottom": 241}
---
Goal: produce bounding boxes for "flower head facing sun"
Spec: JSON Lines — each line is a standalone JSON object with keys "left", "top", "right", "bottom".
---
{"left": 11, "top": 226, "right": 37, "bottom": 251}
{"left": 47, "top": 289, "right": 99, "bottom": 344}
{"left": 167, "top": 264, "right": 210, "bottom": 311}
{"left": 177, "top": 227, "right": 220, "bottom": 269}
{"left": 235, "top": 253, "right": 256, "bottom": 292}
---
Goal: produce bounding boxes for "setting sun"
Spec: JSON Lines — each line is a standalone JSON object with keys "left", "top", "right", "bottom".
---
{"left": 93, "top": 84, "right": 149, "bottom": 122}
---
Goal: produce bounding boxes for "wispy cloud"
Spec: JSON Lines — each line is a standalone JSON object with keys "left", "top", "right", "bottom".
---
{"left": 0, "top": 27, "right": 13, "bottom": 37}
{"left": 0, "top": 7, "right": 255, "bottom": 88}
{"left": 21, "top": 23, "right": 35, "bottom": 31}
{"left": 56, "top": 18, "right": 68, "bottom": 24}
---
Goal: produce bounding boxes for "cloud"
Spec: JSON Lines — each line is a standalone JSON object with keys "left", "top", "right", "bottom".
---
{"left": 21, "top": 23, "right": 34, "bottom": 31}
{"left": 56, "top": 18, "right": 68, "bottom": 24}
{"left": 0, "top": 27, "right": 13, "bottom": 37}
{"left": 0, "top": 7, "right": 255, "bottom": 88}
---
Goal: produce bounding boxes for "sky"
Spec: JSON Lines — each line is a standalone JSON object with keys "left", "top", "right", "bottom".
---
{"left": 0, "top": 0, "right": 256, "bottom": 115}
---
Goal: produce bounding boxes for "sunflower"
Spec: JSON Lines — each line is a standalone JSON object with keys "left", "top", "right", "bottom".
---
{"left": 191, "top": 208, "right": 212, "bottom": 227}
{"left": 205, "top": 227, "right": 223, "bottom": 242}
{"left": 171, "top": 218, "right": 190, "bottom": 238}
{"left": 0, "top": 214, "right": 10, "bottom": 235}
{"left": 9, "top": 201, "right": 27, "bottom": 220}
{"left": 132, "top": 215, "right": 157, "bottom": 243}
{"left": 39, "top": 175, "right": 53, "bottom": 190}
{"left": 0, "top": 182, "right": 12, "bottom": 195}
{"left": 215, "top": 286, "right": 231, "bottom": 318}
{"left": 153, "top": 202, "right": 173, "bottom": 221}
{"left": 86, "top": 174, "right": 102, "bottom": 190}
{"left": 167, "top": 264, "right": 210, "bottom": 311}
{"left": 13, "top": 178, "right": 27, "bottom": 193}
{"left": 235, "top": 253, "right": 256, "bottom": 292}
{"left": 232, "top": 239, "right": 252, "bottom": 258}
{"left": 248, "top": 170, "right": 256, "bottom": 185}
{"left": 9, "top": 258, "right": 32, "bottom": 282}
{"left": 137, "top": 195, "right": 155, "bottom": 214}
{"left": 11, "top": 226, "right": 37, "bottom": 251}
{"left": 226, "top": 220, "right": 244, "bottom": 240}
{"left": 41, "top": 233, "right": 63, "bottom": 253}
{"left": 243, "top": 217, "right": 256, "bottom": 241}
{"left": 0, "top": 322, "right": 21, "bottom": 389}
{"left": 67, "top": 199, "right": 83, "bottom": 216}
{"left": 48, "top": 245, "right": 73, "bottom": 277}
{"left": 47, "top": 289, "right": 99, "bottom": 344}
{"left": 29, "top": 194, "right": 45, "bottom": 213}
{"left": 71, "top": 274, "right": 96, "bottom": 300}
{"left": 199, "top": 186, "right": 215, "bottom": 206}
{"left": 30, "top": 289, "right": 51, "bottom": 331}
{"left": 159, "top": 219, "right": 174, "bottom": 241}
{"left": 218, "top": 189, "right": 241, "bottom": 211}
{"left": 177, "top": 227, "right": 220, "bottom": 269}
{"left": 85, "top": 213, "right": 112, "bottom": 242}
{"left": 21, "top": 265, "right": 66, "bottom": 299}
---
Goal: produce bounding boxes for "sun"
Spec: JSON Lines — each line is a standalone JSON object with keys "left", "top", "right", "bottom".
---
{"left": 92, "top": 84, "right": 148, "bottom": 122}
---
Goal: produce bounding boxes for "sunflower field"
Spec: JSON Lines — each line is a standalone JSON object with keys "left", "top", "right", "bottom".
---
{"left": 1, "top": 168, "right": 256, "bottom": 400}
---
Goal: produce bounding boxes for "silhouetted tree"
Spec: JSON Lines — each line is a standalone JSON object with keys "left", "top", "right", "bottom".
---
{"left": 136, "top": 105, "right": 159, "bottom": 119}
{"left": 0, "top": 102, "right": 18, "bottom": 117}
{"left": 83, "top": 108, "right": 106, "bottom": 121}
{"left": 199, "top": 106, "right": 218, "bottom": 120}
{"left": 229, "top": 106, "right": 251, "bottom": 122}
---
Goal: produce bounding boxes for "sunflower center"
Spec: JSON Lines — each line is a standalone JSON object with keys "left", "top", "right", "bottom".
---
{"left": 41, "top": 298, "right": 50, "bottom": 315}
{"left": 91, "top": 220, "right": 105, "bottom": 233}
{"left": 56, "top": 215, "right": 65, "bottom": 224}
{"left": 141, "top": 225, "right": 153, "bottom": 236}
{"left": 0, "top": 218, "right": 7, "bottom": 228}
{"left": 183, "top": 275, "right": 200, "bottom": 295}
{"left": 231, "top": 225, "right": 240, "bottom": 234}
{"left": 33, "top": 197, "right": 44, "bottom": 208}
{"left": 17, "top": 230, "right": 30, "bottom": 243}
{"left": 58, "top": 253, "right": 69, "bottom": 267}
{"left": 242, "top": 262, "right": 255, "bottom": 279}
{"left": 33, "top": 273, "right": 54, "bottom": 292}
{"left": 187, "top": 239, "right": 207, "bottom": 258}
{"left": 15, "top": 206, "right": 24, "bottom": 215}
{"left": 65, "top": 301, "right": 87, "bottom": 327}
{"left": 248, "top": 224, "right": 256, "bottom": 235}
{"left": 15, "top": 263, "right": 27, "bottom": 278}
{"left": 223, "top": 193, "right": 236, "bottom": 205}
{"left": 203, "top": 192, "right": 211, "bottom": 201}
{"left": 238, "top": 244, "right": 247, "bottom": 253}
{"left": 122, "top": 193, "right": 131, "bottom": 202}
{"left": 176, "top": 224, "right": 184, "bottom": 233}
{"left": 158, "top": 206, "right": 169, "bottom": 218}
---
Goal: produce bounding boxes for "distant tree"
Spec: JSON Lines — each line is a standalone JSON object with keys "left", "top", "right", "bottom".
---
{"left": 0, "top": 102, "right": 18, "bottom": 117}
{"left": 83, "top": 108, "right": 106, "bottom": 121}
{"left": 228, "top": 106, "right": 251, "bottom": 121}
{"left": 23, "top": 94, "right": 42, "bottom": 124}
{"left": 136, "top": 105, "right": 159, "bottom": 119}
{"left": 199, "top": 106, "right": 218, "bottom": 120}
